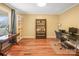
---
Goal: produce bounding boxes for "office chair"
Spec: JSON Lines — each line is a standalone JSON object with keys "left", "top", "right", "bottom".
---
{"left": 55, "top": 31, "right": 67, "bottom": 49}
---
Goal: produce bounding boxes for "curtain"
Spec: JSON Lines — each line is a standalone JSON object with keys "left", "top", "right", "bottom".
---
{"left": 11, "top": 9, "right": 16, "bottom": 44}
{"left": 11, "top": 9, "right": 16, "bottom": 34}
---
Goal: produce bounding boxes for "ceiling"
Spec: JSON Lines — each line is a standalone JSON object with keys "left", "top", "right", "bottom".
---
{"left": 6, "top": 3, "right": 78, "bottom": 15}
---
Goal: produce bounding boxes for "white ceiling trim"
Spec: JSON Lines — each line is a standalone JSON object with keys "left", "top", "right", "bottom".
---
{"left": 6, "top": 3, "right": 78, "bottom": 15}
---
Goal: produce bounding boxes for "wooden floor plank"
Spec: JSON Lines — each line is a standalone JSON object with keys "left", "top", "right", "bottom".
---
{"left": 6, "top": 38, "right": 76, "bottom": 56}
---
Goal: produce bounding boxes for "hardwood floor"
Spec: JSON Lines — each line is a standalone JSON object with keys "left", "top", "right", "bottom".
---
{"left": 6, "top": 38, "right": 76, "bottom": 56}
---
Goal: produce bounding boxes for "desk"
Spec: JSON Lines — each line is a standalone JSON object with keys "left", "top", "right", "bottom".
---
{"left": 56, "top": 30, "right": 79, "bottom": 55}
{"left": 0, "top": 33, "right": 19, "bottom": 56}
{"left": 60, "top": 32, "right": 79, "bottom": 49}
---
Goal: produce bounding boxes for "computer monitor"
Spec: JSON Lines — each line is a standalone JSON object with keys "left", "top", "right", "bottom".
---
{"left": 69, "top": 27, "right": 78, "bottom": 34}
{"left": 59, "top": 29, "right": 66, "bottom": 33}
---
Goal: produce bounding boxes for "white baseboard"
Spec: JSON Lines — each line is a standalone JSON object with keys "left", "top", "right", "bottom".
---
{"left": 22, "top": 36, "right": 56, "bottom": 39}
{"left": 47, "top": 36, "right": 56, "bottom": 38}
{"left": 22, "top": 36, "right": 35, "bottom": 38}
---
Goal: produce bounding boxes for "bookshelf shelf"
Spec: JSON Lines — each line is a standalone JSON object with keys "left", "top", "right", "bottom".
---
{"left": 36, "top": 19, "right": 46, "bottom": 39}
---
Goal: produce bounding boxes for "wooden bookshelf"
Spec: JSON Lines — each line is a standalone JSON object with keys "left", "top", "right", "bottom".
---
{"left": 36, "top": 19, "right": 46, "bottom": 39}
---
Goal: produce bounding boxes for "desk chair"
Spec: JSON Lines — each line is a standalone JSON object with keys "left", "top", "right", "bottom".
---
{"left": 55, "top": 31, "right": 68, "bottom": 49}
{"left": 55, "top": 31, "right": 65, "bottom": 41}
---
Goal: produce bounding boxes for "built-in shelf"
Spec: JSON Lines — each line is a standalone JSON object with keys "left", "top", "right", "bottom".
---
{"left": 16, "top": 15, "right": 23, "bottom": 42}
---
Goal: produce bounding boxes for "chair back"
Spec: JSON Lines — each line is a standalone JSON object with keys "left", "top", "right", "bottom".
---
{"left": 55, "top": 31, "right": 62, "bottom": 39}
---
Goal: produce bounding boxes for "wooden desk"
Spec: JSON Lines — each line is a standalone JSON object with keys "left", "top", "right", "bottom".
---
{"left": 0, "top": 33, "right": 19, "bottom": 56}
